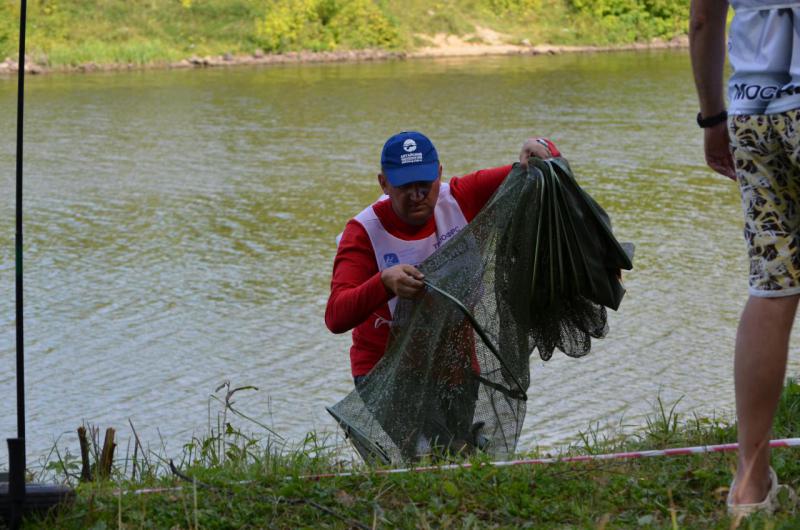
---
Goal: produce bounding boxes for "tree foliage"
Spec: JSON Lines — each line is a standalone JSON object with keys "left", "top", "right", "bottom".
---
{"left": 0, "top": 0, "right": 692, "bottom": 66}
{"left": 568, "top": 0, "right": 689, "bottom": 42}
{"left": 254, "top": 0, "right": 402, "bottom": 53}
{"left": 0, "top": 0, "right": 16, "bottom": 56}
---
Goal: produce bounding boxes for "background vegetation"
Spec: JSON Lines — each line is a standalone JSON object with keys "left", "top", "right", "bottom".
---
{"left": 0, "top": 0, "right": 690, "bottom": 67}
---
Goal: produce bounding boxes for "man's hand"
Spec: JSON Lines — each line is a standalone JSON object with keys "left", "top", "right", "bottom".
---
{"left": 704, "top": 123, "right": 736, "bottom": 180}
{"left": 519, "top": 137, "right": 555, "bottom": 166}
{"left": 381, "top": 264, "right": 426, "bottom": 299}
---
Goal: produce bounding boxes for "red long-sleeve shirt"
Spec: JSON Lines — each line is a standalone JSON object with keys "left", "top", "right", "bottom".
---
{"left": 326, "top": 165, "right": 512, "bottom": 376}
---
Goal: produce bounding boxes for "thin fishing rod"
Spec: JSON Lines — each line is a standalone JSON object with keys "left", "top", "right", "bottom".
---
{"left": 5, "top": 7, "right": 75, "bottom": 526}
{"left": 15, "top": 0, "right": 27, "bottom": 444}
{"left": 7, "top": 2, "right": 29, "bottom": 528}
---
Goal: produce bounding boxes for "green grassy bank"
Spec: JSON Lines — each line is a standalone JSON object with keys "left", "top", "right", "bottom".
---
{"left": 16, "top": 381, "right": 800, "bottom": 528}
{"left": 0, "top": 0, "right": 690, "bottom": 68}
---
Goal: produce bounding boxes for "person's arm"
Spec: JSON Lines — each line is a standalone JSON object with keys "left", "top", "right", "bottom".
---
{"left": 452, "top": 137, "right": 561, "bottom": 219}
{"left": 450, "top": 165, "right": 514, "bottom": 220}
{"left": 325, "top": 220, "right": 392, "bottom": 333}
{"left": 689, "top": 0, "right": 736, "bottom": 180}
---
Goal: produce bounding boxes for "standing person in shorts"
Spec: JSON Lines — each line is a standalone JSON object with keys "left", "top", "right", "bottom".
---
{"left": 690, "top": 0, "right": 800, "bottom": 516}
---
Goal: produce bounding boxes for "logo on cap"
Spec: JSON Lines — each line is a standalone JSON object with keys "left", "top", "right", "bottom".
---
{"left": 403, "top": 139, "right": 417, "bottom": 153}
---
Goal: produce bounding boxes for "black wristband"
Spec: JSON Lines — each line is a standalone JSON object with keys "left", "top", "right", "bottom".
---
{"left": 696, "top": 110, "right": 728, "bottom": 128}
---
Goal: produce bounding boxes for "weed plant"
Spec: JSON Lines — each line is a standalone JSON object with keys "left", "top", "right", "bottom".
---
{"left": 15, "top": 379, "right": 800, "bottom": 528}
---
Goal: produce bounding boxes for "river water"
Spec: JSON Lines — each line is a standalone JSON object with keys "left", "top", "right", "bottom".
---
{"left": 1, "top": 50, "right": 794, "bottom": 469}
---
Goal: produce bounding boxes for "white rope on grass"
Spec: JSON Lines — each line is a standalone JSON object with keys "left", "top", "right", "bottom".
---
{"left": 115, "top": 438, "right": 800, "bottom": 494}
{"left": 299, "top": 437, "right": 800, "bottom": 480}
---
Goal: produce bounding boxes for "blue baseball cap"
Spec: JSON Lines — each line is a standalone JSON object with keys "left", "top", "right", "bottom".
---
{"left": 380, "top": 131, "right": 440, "bottom": 187}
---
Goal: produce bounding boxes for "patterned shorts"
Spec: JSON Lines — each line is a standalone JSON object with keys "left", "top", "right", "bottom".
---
{"left": 729, "top": 109, "right": 800, "bottom": 297}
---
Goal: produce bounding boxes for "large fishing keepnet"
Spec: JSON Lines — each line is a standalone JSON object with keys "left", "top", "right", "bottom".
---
{"left": 328, "top": 157, "right": 634, "bottom": 465}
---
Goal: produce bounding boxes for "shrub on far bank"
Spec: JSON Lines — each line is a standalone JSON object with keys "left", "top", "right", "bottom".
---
{"left": 567, "top": 0, "right": 689, "bottom": 43}
{"left": 254, "top": 0, "right": 403, "bottom": 53}
{"left": 0, "top": 0, "right": 17, "bottom": 56}
{"left": 0, "top": 0, "right": 694, "bottom": 67}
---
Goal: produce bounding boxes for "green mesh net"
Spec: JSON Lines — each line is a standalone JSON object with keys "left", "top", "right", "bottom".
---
{"left": 328, "top": 157, "right": 634, "bottom": 464}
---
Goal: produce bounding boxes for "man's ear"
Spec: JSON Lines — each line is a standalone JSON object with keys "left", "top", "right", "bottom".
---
{"left": 378, "top": 172, "right": 389, "bottom": 194}
{"left": 438, "top": 164, "right": 443, "bottom": 179}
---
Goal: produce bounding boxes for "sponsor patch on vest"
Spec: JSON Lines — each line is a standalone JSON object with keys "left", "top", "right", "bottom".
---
{"left": 383, "top": 253, "right": 399, "bottom": 267}
{"left": 433, "top": 226, "right": 462, "bottom": 249}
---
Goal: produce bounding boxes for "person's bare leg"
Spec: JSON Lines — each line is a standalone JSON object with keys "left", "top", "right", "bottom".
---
{"left": 731, "top": 294, "right": 799, "bottom": 504}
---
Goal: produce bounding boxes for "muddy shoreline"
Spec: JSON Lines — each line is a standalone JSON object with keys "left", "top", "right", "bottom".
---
{"left": 0, "top": 35, "right": 688, "bottom": 76}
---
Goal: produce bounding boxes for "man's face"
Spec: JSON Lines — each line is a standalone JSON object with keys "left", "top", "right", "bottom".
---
{"left": 379, "top": 165, "right": 442, "bottom": 226}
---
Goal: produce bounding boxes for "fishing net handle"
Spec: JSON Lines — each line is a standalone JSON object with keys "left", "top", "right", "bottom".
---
{"left": 423, "top": 280, "right": 527, "bottom": 402}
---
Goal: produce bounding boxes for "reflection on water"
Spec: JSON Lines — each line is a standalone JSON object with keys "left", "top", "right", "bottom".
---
{"left": 0, "top": 51, "right": 786, "bottom": 467}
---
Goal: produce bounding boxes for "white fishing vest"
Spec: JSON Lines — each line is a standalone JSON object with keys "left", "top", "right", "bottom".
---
{"left": 354, "top": 183, "right": 468, "bottom": 316}
{"left": 728, "top": 1, "right": 800, "bottom": 114}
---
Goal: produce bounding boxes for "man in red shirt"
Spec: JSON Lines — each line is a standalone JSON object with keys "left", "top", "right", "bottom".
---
{"left": 326, "top": 131, "right": 559, "bottom": 388}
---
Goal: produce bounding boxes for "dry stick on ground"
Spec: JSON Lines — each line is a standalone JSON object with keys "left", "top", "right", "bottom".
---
{"left": 98, "top": 428, "right": 116, "bottom": 479}
{"left": 77, "top": 426, "right": 93, "bottom": 482}
{"left": 130, "top": 436, "right": 138, "bottom": 482}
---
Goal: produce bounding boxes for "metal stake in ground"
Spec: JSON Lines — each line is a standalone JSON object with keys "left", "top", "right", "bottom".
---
{"left": 1, "top": 1, "right": 74, "bottom": 526}
{"left": 8, "top": 0, "right": 29, "bottom": 525}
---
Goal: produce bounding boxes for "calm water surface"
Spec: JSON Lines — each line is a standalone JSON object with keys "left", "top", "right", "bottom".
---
{"left": 1, "top": 50, "right": 793, "bottom": 467}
